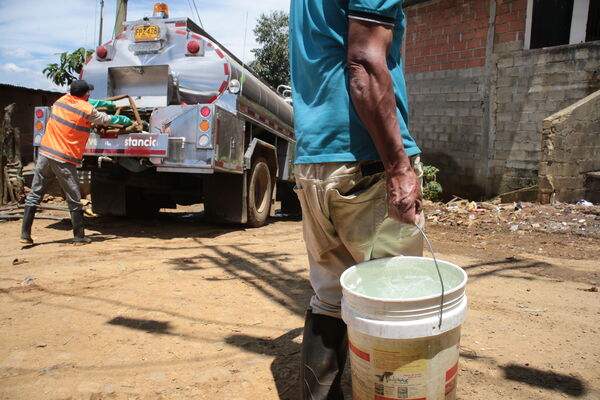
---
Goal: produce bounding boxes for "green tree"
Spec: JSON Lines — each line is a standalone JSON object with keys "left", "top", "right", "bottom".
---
{"left": 43, "top": 48, "right": 94, "bottom": 87}
{"left": 249, "top": 11, "right": 289, "bottom": 89}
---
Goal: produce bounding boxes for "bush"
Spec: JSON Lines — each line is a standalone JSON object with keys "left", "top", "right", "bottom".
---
{"left": 422, "top": 165, "right": 443, "bottom": 201}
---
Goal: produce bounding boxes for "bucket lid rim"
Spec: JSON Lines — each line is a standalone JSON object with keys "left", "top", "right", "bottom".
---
{"left": 340, "top": 256, "right": 467, "bottom": 302}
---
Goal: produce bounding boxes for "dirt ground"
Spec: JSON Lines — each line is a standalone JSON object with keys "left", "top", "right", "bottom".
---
{"left": 1, "top": 200, "right": 599, "bottom": 400}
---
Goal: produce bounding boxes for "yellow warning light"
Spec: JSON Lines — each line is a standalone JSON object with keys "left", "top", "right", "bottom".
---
{"left": 153, "top": 2, "right": 169, "bottom": 18}
{"left": 35, "top": 121, "right": 44, "bottom": 131}
{"left": 200, "top": 121, "right": 210, "bottom": 131}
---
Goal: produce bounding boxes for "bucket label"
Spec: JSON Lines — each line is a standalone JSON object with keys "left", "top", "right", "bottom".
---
{"left": 348, "top": 328, "right": 461, "bottom": 400}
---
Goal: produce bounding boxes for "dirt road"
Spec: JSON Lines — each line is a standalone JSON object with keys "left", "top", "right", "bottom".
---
{"left": 1, "top": 202, "right": 599, "bottom": 399}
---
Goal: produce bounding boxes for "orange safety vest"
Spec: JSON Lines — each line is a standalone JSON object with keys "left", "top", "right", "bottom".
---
{"left": 39, "top": 94, "right": 94, "bottom": 166}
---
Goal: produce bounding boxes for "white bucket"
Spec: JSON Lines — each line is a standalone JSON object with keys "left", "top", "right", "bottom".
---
{"left": 341, "top": 256, "right": 467, "bottom": 400}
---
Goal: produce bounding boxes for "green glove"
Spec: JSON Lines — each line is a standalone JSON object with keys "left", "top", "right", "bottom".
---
{"left": 89, "top": 99, "right": 116, "bottom": 112}
{"left": 110, "top": 115, "right": 132, "bottom": 126}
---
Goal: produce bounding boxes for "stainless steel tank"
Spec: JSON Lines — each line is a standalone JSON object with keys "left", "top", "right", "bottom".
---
{"left": 82, "top": 16, "right": 293, "bottom": 132}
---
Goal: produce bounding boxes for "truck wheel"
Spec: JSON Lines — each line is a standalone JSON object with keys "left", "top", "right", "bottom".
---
{"left": 247, "top": 157, "right": 272, "bottom": 227}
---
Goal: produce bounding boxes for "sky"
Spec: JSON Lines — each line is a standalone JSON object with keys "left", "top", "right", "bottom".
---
{"left": 0, "top": 0, "right": 290, "bottom": 92}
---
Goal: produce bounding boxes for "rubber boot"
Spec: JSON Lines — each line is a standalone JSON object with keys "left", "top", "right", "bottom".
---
{"left": 300, "top": 309, "right": 348, "bottom": 400}
{"left": 71, "top": 210, "right": 92, "bottom": 245}
{"left": 20, "top": 206, "right": 37, "bottom": 244}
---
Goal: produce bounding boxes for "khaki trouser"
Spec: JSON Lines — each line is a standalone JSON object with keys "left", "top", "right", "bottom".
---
{"left": 294, "top": 157, "right": 424, "bottom": 318}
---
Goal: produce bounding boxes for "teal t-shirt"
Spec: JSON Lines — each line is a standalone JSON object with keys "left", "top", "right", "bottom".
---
{"left": 289, "top": 0, "right": 420, "bottom": 164}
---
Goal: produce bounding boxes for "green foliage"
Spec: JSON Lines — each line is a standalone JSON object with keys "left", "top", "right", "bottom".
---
{"left": 43, "top": 48, "right": 94, "bottom": 87}
{"left": 249, "top": 11, "right": 290, "bottom": 89}
{"left": 422, "top": 165, "right": 443, "bottom": 201}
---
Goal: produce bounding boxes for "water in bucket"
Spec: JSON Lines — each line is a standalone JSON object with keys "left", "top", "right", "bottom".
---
{"left": 341, "top": 256, "right": 468, "bottom": 400}
{"left": 343, "top": 257, "right": 464, "bottom": 299}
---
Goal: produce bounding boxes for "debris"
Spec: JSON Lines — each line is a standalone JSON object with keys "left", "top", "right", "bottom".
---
{"left": 499, "top": 185, "right": 539, "bottom": 203}
{"left": 478, "top": 202, "right": 497, "bottom": 211}
{"left": 20, "top": 276, "right": 36, "bottom": 286}
{"left": 577, "top": 200, "right": 593, "bottom": 207}
{"left": 0, "top": 213, "right": 64, "bottom": 221}
{"left": 578, "top": 286, "right": 598, "bottom": 293}
{"left": 35, "top": 342, "right": 47, "bottom": 348}
{"left": 425, "top": 199, "right": 600, "bottom": 236}
{"left": 118, "top": 264, "right": 127, "bottom": 272}
{"left": 12, "top": 258, "right": 28, "bottom": 266}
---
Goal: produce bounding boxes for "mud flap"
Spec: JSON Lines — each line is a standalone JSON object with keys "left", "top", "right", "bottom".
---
{"left": 91, "top": 176, "right": 127, "bottom": 216}
{"left": 203, "top": 172, "right": 247, "bottom": 224}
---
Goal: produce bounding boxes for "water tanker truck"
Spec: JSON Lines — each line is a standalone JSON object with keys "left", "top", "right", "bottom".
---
{"left": 33, "top": 2, "right": 297, "bottom": 227}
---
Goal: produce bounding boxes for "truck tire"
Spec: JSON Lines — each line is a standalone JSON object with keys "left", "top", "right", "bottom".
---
{"left": 247, "top": 157, "right": 272, "bottom": 227}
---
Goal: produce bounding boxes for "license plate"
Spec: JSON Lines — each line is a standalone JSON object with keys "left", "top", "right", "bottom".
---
{"left": 129, "top": 41, "right": 162, "bottom": 54}
{"left": 134, "top": 25, "right": 160, "bottom": 41}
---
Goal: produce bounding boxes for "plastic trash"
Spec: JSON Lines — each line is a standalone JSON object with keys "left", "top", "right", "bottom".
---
{"left": 576, "top": 200, "right": 593, "bottom": 207}
{"left": 20, "top": 276, "right": 36, "bottom": 286}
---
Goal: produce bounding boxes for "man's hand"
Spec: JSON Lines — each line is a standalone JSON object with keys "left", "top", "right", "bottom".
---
{"left": 89, "top": 99, "right": 117, "bottom": 112}
{"left": 105, "top": 101, "right": 116, "bottom": 113}
{"left": 110, "top": 115, "right": 132, "bottom": 126}
{"left": 386, "top": 166, "right": 422, "bottom": 225}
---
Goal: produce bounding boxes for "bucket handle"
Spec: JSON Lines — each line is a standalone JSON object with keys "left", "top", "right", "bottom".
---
{"left": 414, "top": 223, "right": 444, "bottom": 330}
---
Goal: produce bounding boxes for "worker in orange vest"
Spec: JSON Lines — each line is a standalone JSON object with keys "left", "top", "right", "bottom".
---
{"left": 20, "top": 80, "right": 132, "bottom": 245}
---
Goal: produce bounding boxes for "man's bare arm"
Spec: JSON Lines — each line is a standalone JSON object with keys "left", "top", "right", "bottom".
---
{"left": 347, "top": 17, "right": 422, "bottom": 224}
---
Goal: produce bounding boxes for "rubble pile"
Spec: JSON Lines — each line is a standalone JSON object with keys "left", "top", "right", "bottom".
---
{"left": 425, "top": 198, "right": 600, "bottom": 237}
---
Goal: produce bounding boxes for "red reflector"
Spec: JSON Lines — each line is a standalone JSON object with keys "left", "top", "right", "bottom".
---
{"left": 35, "top": 109, "right": 44, "bottom": 118}
{"left": 96, "top": 46, "right": 108, "bottom": 58}
{"left": 201, "top": 107, "right": 211, "bottom": 117}
{"left": 187, "top": 40, "right": 200, "bottom": 54}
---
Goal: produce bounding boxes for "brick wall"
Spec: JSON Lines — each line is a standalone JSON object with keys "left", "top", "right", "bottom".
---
{"left": 490, "top": 43, "right": 600, "bottom": 192}
{"left": 494, "top": 0, "right": 527, "bottom": 45}
{"left": 405, "top": 0, "right": 489, "bottom": 73}
{"left": 407, "top": 67, "right": 488, "bottom": 198}
{"left": 404, "top": 0, "right": 600, "bottom": 199}
{"left": 538, "top": 90, "right": 600, "bottom": 203}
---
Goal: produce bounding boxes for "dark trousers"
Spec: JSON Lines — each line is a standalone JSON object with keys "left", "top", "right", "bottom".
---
{"left": 25, "top": 155, "right": 83, "bottom": 212}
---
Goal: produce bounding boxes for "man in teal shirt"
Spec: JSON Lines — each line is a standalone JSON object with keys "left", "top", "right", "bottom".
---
{"left": 290, "top": 0, "right": 424, "bottom": 398}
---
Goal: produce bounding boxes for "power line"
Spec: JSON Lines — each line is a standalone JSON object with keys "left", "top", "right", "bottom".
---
{"left": 191, "top": 0, "right": 204, "bottom": 29}
{"left": 186, "top": 0, "right": 195, "bottom": 23}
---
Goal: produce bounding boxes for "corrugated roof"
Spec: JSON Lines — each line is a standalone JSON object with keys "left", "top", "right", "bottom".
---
{"left": 0, "top": 82, "right": 64, "bottom": 95}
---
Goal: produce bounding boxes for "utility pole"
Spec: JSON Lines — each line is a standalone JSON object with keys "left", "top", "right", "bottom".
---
{"left": 98, "top": 0, "right": 105, "bottom": 46}
{"left": 113, "top": 0, "right": 128, "bottom": 38}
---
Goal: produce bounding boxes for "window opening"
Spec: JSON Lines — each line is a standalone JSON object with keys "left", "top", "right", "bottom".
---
{"left": 586, "top": 0, "right": 600, "bottom": 41}
{"left": 530, "top": 0, "right": 574, "bottom": 49}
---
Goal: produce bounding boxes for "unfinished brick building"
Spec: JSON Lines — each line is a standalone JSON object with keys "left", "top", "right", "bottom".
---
{"left": 403, "top": 0, "right": 600, "bottom": 200}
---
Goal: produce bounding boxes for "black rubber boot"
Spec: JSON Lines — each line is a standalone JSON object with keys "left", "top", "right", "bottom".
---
{"left": 71, "top": 210, "right": 92, "bottom": 245}
{"left": 20, "top": 206, "right": 37, "bottom": 244}
{"left": 300, "top": 309, "right": 348, "bottom": 400}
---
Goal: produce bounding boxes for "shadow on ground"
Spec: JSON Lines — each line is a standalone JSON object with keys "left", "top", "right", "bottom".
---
{"left": 502, "top": 364, "right": 587, "bottom": 397}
